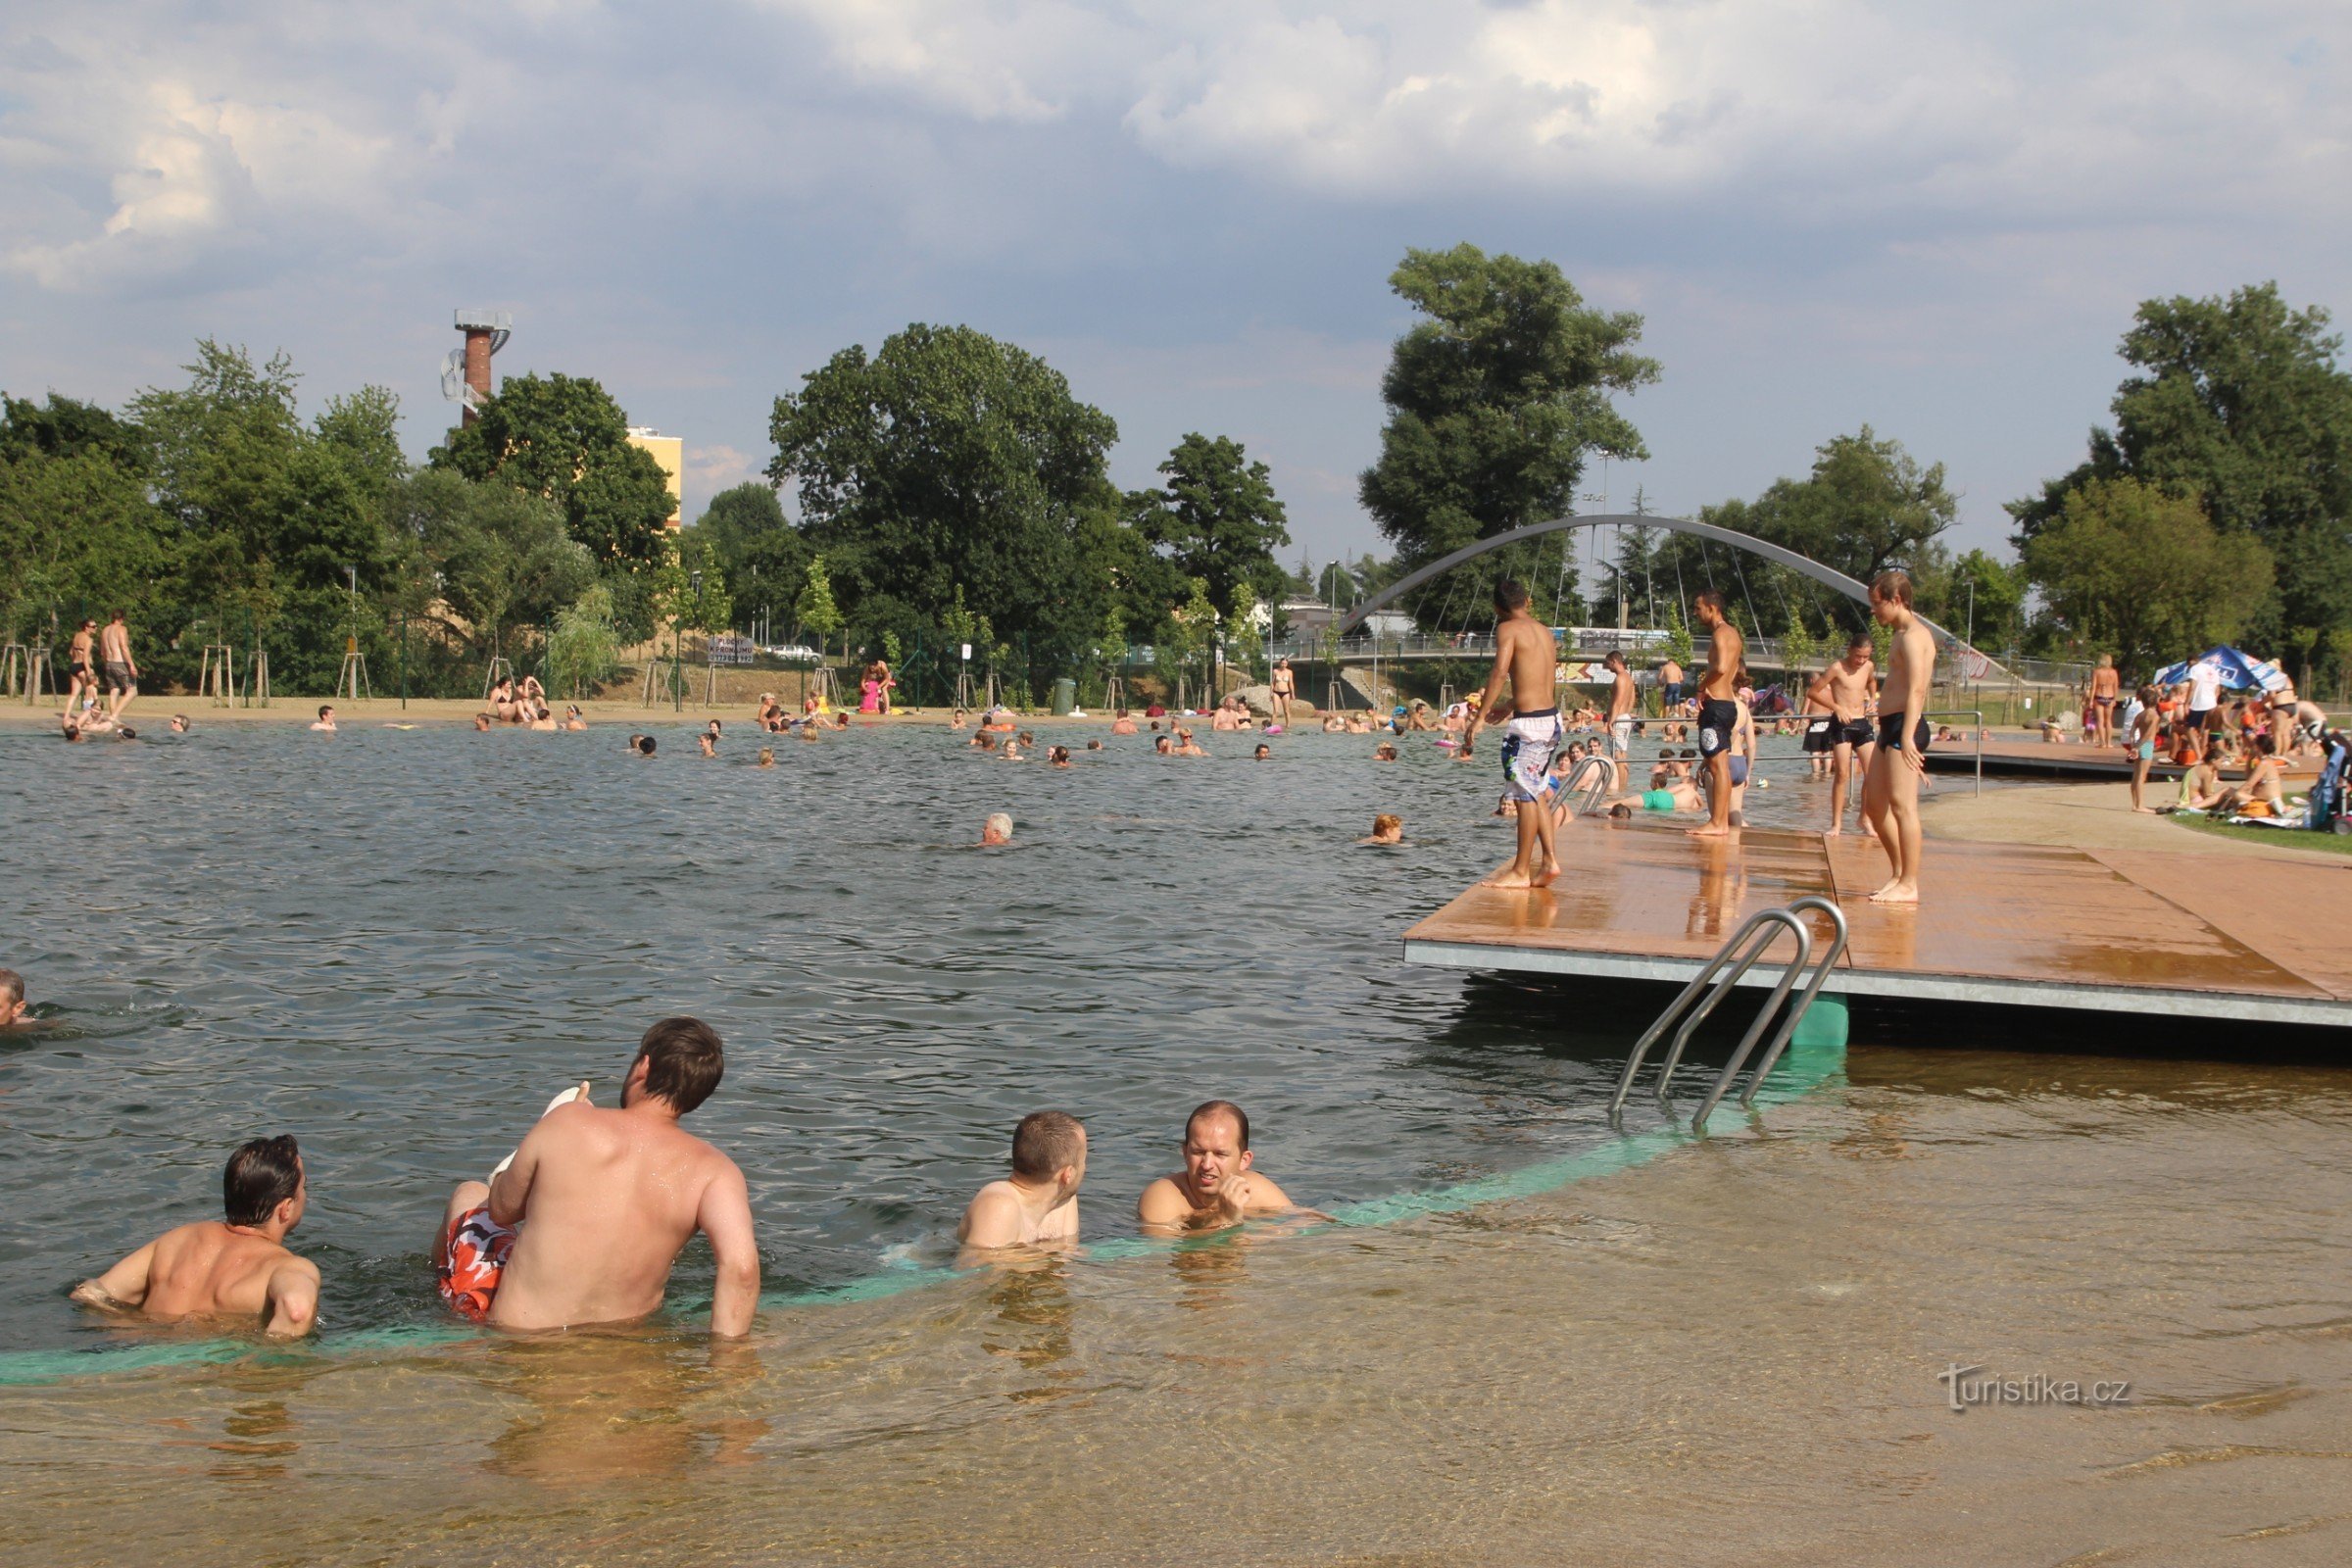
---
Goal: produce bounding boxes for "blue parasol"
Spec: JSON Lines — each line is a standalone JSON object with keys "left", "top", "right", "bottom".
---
{"left": 2149, "top": 647, "right": 2290, "bottom": 694}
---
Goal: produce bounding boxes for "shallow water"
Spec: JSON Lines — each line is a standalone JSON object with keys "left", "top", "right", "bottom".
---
{"left": 0, "top": 715, "right": 1857, "bottom": 1358}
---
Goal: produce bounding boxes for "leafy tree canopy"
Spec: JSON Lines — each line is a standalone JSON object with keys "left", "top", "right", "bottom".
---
{"left": 1359, "top": 243, "right": 1656, "bottom": 592}
{"left": 430, "top": 371, "right": 674, "bottom": 571}
{"left": 2021, "top": 477, "right": 2275, "bottom": 675}
{"left": 694, "top": 481, "right": 809, "bottom": 621}
{"left": 390, "top": 467, "right": 594, "bottom": 653}
{"left": 1127, "top": 433, "right": 1291, "bottom": 622}
{"left": 2009, "top": 282, "right": 2352, "bottom": 673}
{"left": 768, "top": 323, "right": 1120, "bottom": 663}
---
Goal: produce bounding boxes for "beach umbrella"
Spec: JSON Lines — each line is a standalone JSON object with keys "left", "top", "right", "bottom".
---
{"left": 2149, "top": 646, "right": 2290, "bottom": 693}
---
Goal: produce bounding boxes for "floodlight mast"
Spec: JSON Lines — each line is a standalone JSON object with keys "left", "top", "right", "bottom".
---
{"left": 443, "top": 310, "right": 513, "bottom": 426}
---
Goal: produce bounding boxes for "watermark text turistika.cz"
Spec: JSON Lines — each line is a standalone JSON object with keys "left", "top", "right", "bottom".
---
{"left": 1937, "top": 1364, "right": 2132, "bottom": 1412}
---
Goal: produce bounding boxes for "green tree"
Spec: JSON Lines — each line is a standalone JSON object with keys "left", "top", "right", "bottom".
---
{"left": 1359, "top": 243, "right": 1655, "bottom": 615}
{"left": 1703, "top": 426, "right": 1955, "bottom": 591}
{"left": 545, "top": 583, "right": 621, "bottom": 699}
{"left": 429, "top": 372, "right": 675, "bottom": 637}
{"left": 2010, "top": 283, "right": 2352, "bottom": 677}
{"left": 767, "top": 323, "right": 1120, "bottom": 664}
{"left": 1128, "top": 433, "right": 1291, "bottom": 621}
{"left": 2021, "top": 477, "right": 2275, "bottom": 674}
{"left": 0, "top": 445, "right": 172, "bottom": 642}
{"left": 0, "top": 392, "right": 148, "bottom": 471}
{"left": 1936, "top": 548, "right": 2029, "bottom": 656}
{"left": 392, "top": 469, "right": 594, "bottom": 662}
{"left": 1226, "top": 579, "right": 1265, "bottom": 680}
{"left": 129, "top": 341, "right": 394, "bottom": 690}
{"left": 796, "top": 551, "right": 845, "bottom": 662}
{"left": 695, "top": 481, "right": 808, "bottom": 628}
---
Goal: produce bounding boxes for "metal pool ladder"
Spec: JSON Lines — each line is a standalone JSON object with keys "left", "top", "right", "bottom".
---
{"left": 1607, "top": 896, "right": 1850, "bottom": 1131}
{"left": 1560, "top": 753, "right": 1616, "bottom": 815}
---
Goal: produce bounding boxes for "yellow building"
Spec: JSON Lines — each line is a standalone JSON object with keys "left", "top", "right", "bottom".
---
{"left": 626, "top": 427, "right": 684, "bottom": 529}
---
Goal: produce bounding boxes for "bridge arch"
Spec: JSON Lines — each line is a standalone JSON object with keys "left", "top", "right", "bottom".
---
{"left": 1334, "top": 513, "right": 1963, "bottom": 655}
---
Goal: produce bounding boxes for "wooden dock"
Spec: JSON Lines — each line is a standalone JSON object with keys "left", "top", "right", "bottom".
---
{"left": 1402, "top": 822, "right": 2352, "bottom": 1031}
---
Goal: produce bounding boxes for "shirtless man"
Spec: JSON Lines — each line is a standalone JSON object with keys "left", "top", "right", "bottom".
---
{"left": 1138, "top": 1101, "right": 1301, "bottom": 1233}
{"left": 1688, "top": 591, "right": 1744, "bottom": 838}
{"left": 1110, "top": 709, "right": 1138, "bottom": 735}
{"left": 957, "top": 1110, "right": 1086, "bottom": 1259}
{"left": 1269, "top": 658, "right": 1296, "bottom": 726}
{"left": 99, "top": 610, "right": 138, "bottom": 722}
{"left": 310, "top": 705, "right": 337, "bottom": 732}
{"left": 1604, "top": 651, "right": 1638, "bottom": 792}
{"left": 1859, "top": 570, "right": 1935, "bottom": 904}
{"left": 433, "top": 1017, "right": 760, "bottom": 1336}
{"left": 73, "top": 1136, "right": 320, "bottom": 1338}
{"left": 2089, "top": 656, "right": 2121, "bottom": 749}
{"left": 1471, "top": 579, "right": 1564, "bottom": 889}
{"left": 0, "top": 968, "right": 28, "bottom": 1028}
{"left": 1658, "top": 655, "right": 1685, "bottom": 715}
{"left": 1807, "top": 635, "right": 1880, "bottom": 837}
{"left": 2210, "top": 735, "right": 2290, "bottom": 818}
{"left": 981, "top": 812, "right": 1014, "bottom": 845}
{"left": 64, "top": 618, "right": 96, "bottom": 717}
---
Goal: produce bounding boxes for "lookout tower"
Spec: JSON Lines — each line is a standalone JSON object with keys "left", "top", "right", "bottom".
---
{"left": 441, "top": 310, "right": 512, "bottom": 426}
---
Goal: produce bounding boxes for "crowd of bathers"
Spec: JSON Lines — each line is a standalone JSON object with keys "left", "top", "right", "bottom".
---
{"left": 65, "top": 1016, "right": 1316, "bottom": 1341}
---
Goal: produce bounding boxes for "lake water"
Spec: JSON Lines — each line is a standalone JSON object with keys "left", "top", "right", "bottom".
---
{"left": 0, "top": 715, "right": 1848, "bottom": 1358}
{"left": 5, "top": 716, "right": 2349, "bottom": 1565}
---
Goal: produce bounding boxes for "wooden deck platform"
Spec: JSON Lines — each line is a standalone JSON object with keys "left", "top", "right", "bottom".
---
{"left": 1402, "top": 822, "right": 2352, "bottom": 1031}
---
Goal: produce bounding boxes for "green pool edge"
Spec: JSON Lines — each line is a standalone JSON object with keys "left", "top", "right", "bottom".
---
{"left": 0, "top": 1037, "right": 1846, "bottom": 1388}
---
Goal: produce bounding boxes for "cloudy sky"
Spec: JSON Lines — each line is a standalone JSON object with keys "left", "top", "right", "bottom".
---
{"left": 5, "top": 1, "right": 2347, "bottom": 570}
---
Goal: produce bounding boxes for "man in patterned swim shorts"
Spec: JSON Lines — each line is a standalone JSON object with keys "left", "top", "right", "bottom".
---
{"left": 1468, "top": 578, "right": 1564, "bottom": 890}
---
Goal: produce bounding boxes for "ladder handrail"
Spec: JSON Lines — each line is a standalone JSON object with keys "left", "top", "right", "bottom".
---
{"left": 1694, "top": 895, "right": 1850, "bottom": 1128}
{"left": 1607, "top": 906, "right": 1809, "bottom": 1119}
{"left": 1649, "top": 913, "right": 1811, "bottom": 1105}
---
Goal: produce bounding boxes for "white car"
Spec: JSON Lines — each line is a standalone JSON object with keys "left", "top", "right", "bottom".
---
{"left": 762, "top": 645, "right": 824, "bottom": 662}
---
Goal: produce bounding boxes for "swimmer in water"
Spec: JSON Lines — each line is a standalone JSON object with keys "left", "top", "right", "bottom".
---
{"left": 431, "top": 1018, "right": 758, "bottom": 1335}
{"left": 170, "top": 714, "right": 191, "bottom": 733}
{"left": 72, "top": 1136, "right": 320, "bottom": 1338}
{"left": 698, "top": 732, "right": 717, "bottom": 758}
{"left": 310, "top": 705, "right": 336, "bottom": 731}
{"left": 564, "top": 705, "right": 587, "bottom": 730}
{"left": 956, "top": 1111, "right": 1086, "bottom": 1260}
{"left": 1253, "top": 742, "right": 1272, "bottom": 760}
{"left": 1360, "top": 813, "right": 1403, "bottom": 845}
{"left": 0, "top": 969, "right": 28, "bottom": 1028}
{"left": 636, "top": 735, "right": 657, "bottom": 757}
{"left": 1049, "top": 745, "right": 1071, "bottom": 767}
{"left": 1139, "top": 1101, "right": 1307, "bottom": 1234}
{"left": 757, "top": 747, "right": 775, "bottom": 768}
{"left": 981, "top": 812, "right": 1014, "bottom": 846}
{"left": 1153, "top": 734, "right": 1173, "bottom": 756}
{"left": 1372, "top": 742, "right": 1398, "bottom": 761}
{"left": 1110, "top": 709, "right": 1138, "bottom": 735}
{"left": 1085, "top": 739, "right": 1102, "bottom": 751}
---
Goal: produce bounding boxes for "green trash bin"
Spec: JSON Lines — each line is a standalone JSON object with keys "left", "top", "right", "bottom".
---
{"left": 1051, "top": 677, "right": 1076, "bottom": 715}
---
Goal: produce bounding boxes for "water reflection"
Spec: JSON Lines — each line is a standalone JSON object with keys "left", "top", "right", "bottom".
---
{"left": 476, "top": 1335, "right": 770, "bottom": 1486}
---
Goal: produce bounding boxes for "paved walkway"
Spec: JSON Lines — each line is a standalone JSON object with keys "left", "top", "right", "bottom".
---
{"left": 1926, "top": 780, "right": 2347, "bottom": 860}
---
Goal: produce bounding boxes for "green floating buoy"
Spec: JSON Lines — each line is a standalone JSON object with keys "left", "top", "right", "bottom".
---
{"left": 1789, "top": 995, "right": 1849, "bottom": 1052}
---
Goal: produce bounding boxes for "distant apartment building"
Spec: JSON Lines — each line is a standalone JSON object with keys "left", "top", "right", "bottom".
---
{"left": 626, "top": 427, "right": 684, "bottom": 529}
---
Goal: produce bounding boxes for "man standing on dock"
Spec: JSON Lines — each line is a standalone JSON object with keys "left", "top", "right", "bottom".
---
{"left": 1605, "top": 651, "right": 1637, "bottom": 791}
{"left": 1808, "top": 634, "right": 1879, "bottom": 838}
{"left": 1861, "top": 570, "right": 1935, "bottom": 905}
{"left": 1470, "top": 579, "right": 1563, "bottom": 889}
{"left": 1689, "top": 591, "right": 1743, "bottom": 839}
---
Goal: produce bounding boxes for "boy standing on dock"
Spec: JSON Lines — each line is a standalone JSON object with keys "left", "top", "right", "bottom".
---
{"left": 1470, "top": 579, "right": 1564, "bottom": 889}
{"left": 1861, "top": 570, "right": 1936, "bottom": 905}
{"left": 1689, "top": 591, "right": 1743, "bottom": 839}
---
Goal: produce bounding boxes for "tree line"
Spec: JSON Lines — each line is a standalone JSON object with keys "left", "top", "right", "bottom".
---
{"left": 4, "top": 253, "right": 2345, "bottom": 701}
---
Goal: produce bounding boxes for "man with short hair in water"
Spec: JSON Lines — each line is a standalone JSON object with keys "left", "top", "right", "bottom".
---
{"left": 310, "top": 705, "right": 336, "bottom": 732}
{"left": 0, "top": 968, "right": 28, "bottom": 1028}
{"left": 1688, "top": 590, "right": 1744, "bottom": 838}
{"left": 433, "top": 1017, "right": 760, "bottom": 1336}
{"left": 1468, "top": 579, "right": 1563, "bottom": 889}
{"left": 981, "top": 812, "right": 1014, "bottom": 845}
{"left": 957, "top": 1110, "right": 1086, "bottom": 1258}
{"left": 1860, "top": 570, "right": 1935, "bottom": 904}
{"left": 1110, "top": 709, "right": 1138, "bottom": 735}
{"left": 1604, "top": 651, "right": 1638, "bottom": 791}
{"left": 1138, "top": 1101, "right": 1301, "bottom": 1233}
{"left": 73, "top": 1136, "right": 320, "bottom": 1337}
{"left": 1806, "top": 634, "right": 1879, "bottom": 837}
